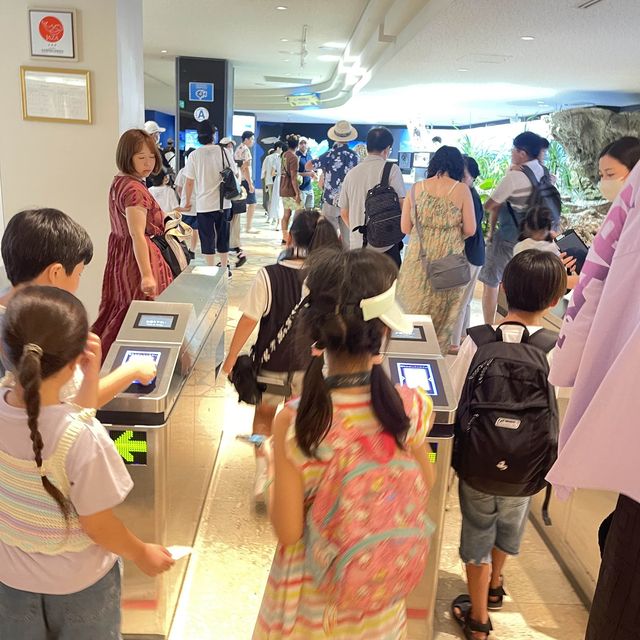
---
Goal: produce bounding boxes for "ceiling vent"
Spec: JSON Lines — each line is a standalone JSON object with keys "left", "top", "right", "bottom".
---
{"left": 576, "top": 0, "right": 605, "bottom": 8}
{"left": 264, "top": 75, "right": 312, "bottom": 85}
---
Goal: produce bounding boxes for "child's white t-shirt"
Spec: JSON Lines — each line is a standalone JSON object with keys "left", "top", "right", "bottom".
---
{"left": 0, "top": 397, "right": 132, "bottom": 594}
{"left": 513, "top": 238, "right": 560, "bottom": 257}
{"left": 149, "top": 184, "right": 179, "bottom": 213}
{"left": 449, "top": 325, "right": 556, "bottom": 401}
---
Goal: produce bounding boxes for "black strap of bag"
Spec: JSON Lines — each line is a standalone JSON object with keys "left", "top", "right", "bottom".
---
{"left": 230, "top": 294, "right": 310, "bottom": 405}
{"left": 220, "top": 146, "right": 228, "bottom": 211}
{"left": 380, "top": 160, "right": 393, "bottom": 188}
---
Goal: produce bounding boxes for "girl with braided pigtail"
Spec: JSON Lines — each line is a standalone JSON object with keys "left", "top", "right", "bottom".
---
{"left": 254, "top": 249, "right": 436, "bottom": 639}
{"left": 0, "top": 286, "right": 174, "bottom": 639}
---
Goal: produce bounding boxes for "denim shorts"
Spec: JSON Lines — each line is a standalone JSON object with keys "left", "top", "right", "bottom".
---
{"left": 300, "top": 189, "right": 314, "bottom": 209}
{"left": 459, "top": 479, "right": 531, "bottom": 565}
{"left": 0, "top": 561, "right": 121, "bottom": 640}
{"left": 478, "top": 233, "right": 516, "bottom": 288}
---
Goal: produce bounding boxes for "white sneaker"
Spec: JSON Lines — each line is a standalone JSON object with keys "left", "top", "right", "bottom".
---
{"left": 253, "top": 456, "right": 268, "bottom": 504}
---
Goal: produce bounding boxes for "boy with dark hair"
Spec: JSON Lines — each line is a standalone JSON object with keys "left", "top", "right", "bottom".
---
{"left": 0, "top": 208, "right": 155, "bottom": 407}
{"left": 449, "top": 249, "right": 567, "bottom": 640}
{"left": 479, "top": 131, "right": 546, "bottom": 324}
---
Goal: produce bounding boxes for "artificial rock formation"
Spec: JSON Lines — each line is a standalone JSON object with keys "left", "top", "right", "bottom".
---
{"left": 551, "top": 107, "right": 640, "bottom": 240}
{"left": 549, "top": 107, "right": 640, "bottom": 185}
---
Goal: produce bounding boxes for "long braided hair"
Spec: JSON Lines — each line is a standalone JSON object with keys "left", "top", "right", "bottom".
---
{"left": 2, "top": 286, "right": 89, "bottom": 521}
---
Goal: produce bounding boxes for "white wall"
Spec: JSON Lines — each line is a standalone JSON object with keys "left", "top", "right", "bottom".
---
{"left": 0, "top": 0, "right": 143, "bottom": 320}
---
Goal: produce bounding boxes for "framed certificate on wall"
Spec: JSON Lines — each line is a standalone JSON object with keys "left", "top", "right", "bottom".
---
{"left": 29, "top": 8, "right": 77, "bottom": 61}
{"left": 20, "top": 66, "right": 92, "bottom": 124}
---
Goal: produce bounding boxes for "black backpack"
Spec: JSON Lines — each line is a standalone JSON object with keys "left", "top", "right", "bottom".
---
{"left": 359, "top": 162, "right": 404, "bottom": 248}
{"left": 453, "top": 322, "right": 559, "bottom": 497}
{"left": 521, "top": 165, "right": 562, "bottom": 230}
{"left": 219, "top": 146, "right": 241, "bottom": 203}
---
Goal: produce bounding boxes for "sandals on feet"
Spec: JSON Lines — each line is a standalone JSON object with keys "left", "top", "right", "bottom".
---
{"left": 451, "top": 595, "right": 492, "bottom": 639}
{"left": 488, "top": 575, "right": 506, "bottom": 611}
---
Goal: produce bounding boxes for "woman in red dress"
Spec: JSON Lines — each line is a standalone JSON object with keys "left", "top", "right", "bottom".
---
{"left": 92, "top": 129, "right": 173, "bottom": 358}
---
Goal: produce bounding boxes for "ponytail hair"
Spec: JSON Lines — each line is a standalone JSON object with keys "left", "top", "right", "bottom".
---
{"left": 289, "top": 208, "right": 341, "bottom": 254}
{"left": 519, "top": 204, "right": 553, "bottom": 242}
{"left": 3, "top": 286, "right": 89, "bottom": 521}
{"left": 295, "top": 249, "right": 410, "bottom": 457}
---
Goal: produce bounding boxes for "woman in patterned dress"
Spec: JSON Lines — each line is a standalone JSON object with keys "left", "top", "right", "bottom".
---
{"left": 397, "top": 146, "right": 477, "bottom": 354}
{"left": 254, "top": 249, "right": 435, "bottom": 639}
{"left": 92, "top": 129, "right": 173, "bottom": 358}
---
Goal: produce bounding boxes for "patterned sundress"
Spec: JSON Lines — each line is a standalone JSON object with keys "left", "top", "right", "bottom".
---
{"left": 397, "top": 183, "right": 467, "bottom": 354}
{"left": 253, "top": 387, "right": 432, "bottom": 640}
{"left": 92, "top": 175, "right": 173, "bottom": 358}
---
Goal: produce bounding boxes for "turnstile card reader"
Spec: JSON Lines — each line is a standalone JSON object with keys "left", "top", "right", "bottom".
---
{"left": 387, "top": 313, "right": 442, "bottom": 358}
{"left": 383, "top": 314, "right": 457, "bottom": 425}
{"left": 383, "top": 314, "right": 458, "bottom": 639}
{"left": 99, "top": 301, "right": 195, "bottom": 425}
{"left": 96, "top": 265, "right": 228, "bottom": 639}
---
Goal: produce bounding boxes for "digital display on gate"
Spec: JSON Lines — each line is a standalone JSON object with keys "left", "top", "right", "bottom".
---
{"left": 122, "top": 350, "right": 161, "bottom": 385}
{"left": 134, "top": 313, "right": 178, "bottom": 330}
{"left": 387, "top": 357, "right": 445, "bottom": 403}
{"left": 396, "top": 362, "right": 438, "bottom": 396}
{"left": 391, "top": 325, "right": 426, "bottom": 342}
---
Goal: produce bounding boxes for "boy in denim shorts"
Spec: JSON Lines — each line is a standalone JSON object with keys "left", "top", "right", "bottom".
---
{"left": 448, "top": 250, "right": 567, "bottom": 639}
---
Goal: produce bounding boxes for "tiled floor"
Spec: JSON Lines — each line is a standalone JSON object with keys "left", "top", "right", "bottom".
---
{"left": 169, "top": 209, "right": 589, "bottom": 639}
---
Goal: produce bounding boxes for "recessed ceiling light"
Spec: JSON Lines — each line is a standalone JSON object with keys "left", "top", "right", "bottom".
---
{"left": 282, "top": 59, "right": 290, "bottom": 62}
{"left": 320, "top": 41, "right": 346, "bottom": 50}
{"left": 161, "top": 49, "right": 168, "bottom": 53}
{"left": 521, "top": 35, "right": 535, "bottom": 41}
{"left": 457, "top": 68, "right": 469, "bottom": 72}
{"left": 276, "top": 5, "right": 288, "bottom": 9}
{"left": 280, "top": 38, "right": 289, "bottom": 42}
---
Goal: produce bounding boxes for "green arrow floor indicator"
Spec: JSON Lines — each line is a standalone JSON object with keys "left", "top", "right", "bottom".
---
{"left": 113, "top": 430, "right": 148, "bottom": 464}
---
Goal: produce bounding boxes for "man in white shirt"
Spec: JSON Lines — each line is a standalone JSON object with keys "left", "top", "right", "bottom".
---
{"left": 338, "top": 127, "right": 405, "bottom": 266}
{"left": 183, "top": 121, "right": 238, "bottom": 275}
{"left": 235, "top": 131, "right": 258, "bottom": 234}
{"left": 479, "top": 132, "right": 546, "bottom": 323}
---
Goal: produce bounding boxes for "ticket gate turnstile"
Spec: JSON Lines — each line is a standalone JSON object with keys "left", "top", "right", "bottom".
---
{"left": 97, "top": 265, "right": 227, "bottom": 639}
{"left": 383, "top": 314, "right": 457, "bottom": 639}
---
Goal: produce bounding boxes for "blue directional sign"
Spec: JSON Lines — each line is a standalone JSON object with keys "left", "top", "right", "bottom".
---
{"left": 189, "top": 82, "right": 214, "bottom": 102}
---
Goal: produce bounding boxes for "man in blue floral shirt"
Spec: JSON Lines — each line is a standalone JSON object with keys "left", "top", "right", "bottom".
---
{"left": 306, "top": 120, "right": 359, "bottom": 249}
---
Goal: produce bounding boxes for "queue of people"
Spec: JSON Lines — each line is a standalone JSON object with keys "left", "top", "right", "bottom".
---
{"left": 0, "top": 115, "right": 638, "bottom": 640}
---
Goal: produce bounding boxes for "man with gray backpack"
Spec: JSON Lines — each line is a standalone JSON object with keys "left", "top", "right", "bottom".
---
{"left": 448, "top": 249, "right": 566, "bottom": 639}
{"left": 479, "top": 132, "right": 562, "bottom": 325}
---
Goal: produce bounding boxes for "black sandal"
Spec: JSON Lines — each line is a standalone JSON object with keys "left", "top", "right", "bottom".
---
{"left": 451, "top": 594, "right": 492, "bottom": 639}
{"left": 488, "top": 575, "right": 506, "bottom": 611}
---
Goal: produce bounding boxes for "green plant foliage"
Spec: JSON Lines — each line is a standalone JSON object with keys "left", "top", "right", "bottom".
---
{"left": 312, "top": 180, "right": 323, "bottom": 207}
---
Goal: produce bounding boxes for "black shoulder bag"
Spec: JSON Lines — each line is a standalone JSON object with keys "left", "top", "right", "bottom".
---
{"left": 229, "top": 295, "right": 309, "bottom": 405}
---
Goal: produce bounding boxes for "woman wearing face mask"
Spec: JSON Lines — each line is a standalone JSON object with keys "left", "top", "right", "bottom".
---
{"left": 547, "top": 144, "right": 640, "bottom": 639}
{"left": 598, "top": 136, "right": 640, "bottom": 201}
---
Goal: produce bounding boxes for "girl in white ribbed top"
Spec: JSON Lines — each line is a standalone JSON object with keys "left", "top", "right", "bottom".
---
{"left": 0, "top": 286, "right": 174, "bottom": 639}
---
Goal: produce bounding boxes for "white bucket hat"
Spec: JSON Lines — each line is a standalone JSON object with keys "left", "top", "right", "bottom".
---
{"left": 219, "top": 136, "right": 235, "bottom": 146}
{"left": 144, "top": 120, "right": 166, "bottom": 135}
{"left": 328, "top": 120, "right": 358, "bottom": 142}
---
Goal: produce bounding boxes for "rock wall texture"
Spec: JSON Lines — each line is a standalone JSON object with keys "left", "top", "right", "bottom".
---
{"left": 551, "top": 107, "right": 640, "bottom": 240}
{"left": 549, "top": 107, "right": 640, "bottom": 185}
